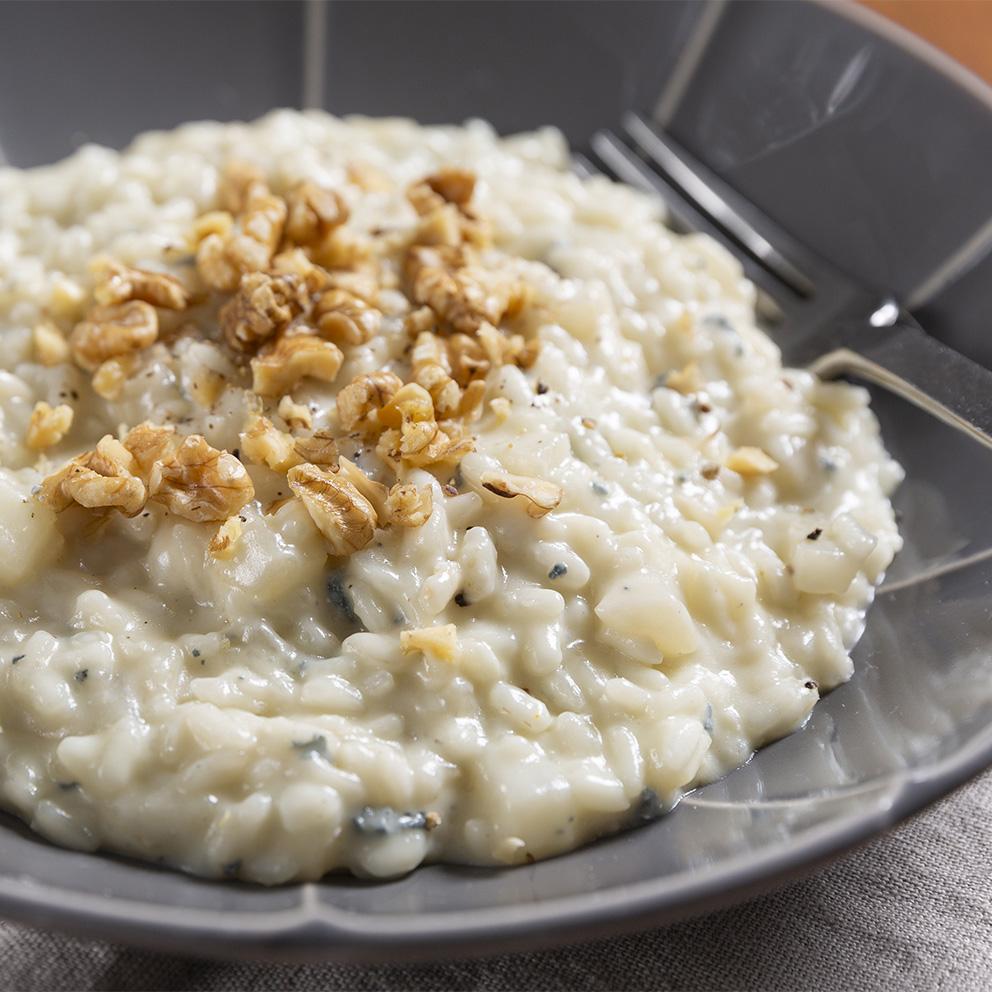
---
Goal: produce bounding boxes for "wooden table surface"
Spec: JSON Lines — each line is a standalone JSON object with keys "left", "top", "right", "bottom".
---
{"left": 861, "top": 0, "right": 992, "bottom": 85}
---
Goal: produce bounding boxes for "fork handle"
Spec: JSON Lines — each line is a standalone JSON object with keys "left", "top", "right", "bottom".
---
{"left": 809, "top": 323, "right": 992, "bottom": 451}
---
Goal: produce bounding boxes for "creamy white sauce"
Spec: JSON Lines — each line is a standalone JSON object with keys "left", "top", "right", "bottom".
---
{"left": 0, "top": 112, "right": 902, "bottom": 882}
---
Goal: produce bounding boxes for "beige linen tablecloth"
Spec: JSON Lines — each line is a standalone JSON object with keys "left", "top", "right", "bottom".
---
{"left": 2, "top": 771, "right": 990, "bottom": 992}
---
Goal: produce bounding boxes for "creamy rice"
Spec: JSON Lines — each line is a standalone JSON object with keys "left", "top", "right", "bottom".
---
{"left": 0, "top": 111, "right": 902, "bottom": 882}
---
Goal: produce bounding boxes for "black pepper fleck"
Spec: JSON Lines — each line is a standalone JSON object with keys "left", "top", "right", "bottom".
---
{"left": 74, "top": 669, "right": 88, "bottom": 683}
{"left": 806, "top": 528, "right": 822, "bottom": 541}
{"left": 536, "top": 382, "right": 549, "bottom": 395}
{"left": 191, "top": 648, "right": 201, "bottom": 657}
{"left": 548, "top": 563, "right": 568, "bottom": 580}
{"left": 454, "top": 592, "right": 470, "bottom": 607}
{"left": 11, "top": 655, "right": 24, "bottom": 665}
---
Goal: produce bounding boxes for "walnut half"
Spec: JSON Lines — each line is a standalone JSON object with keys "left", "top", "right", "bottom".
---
{"left": 479, "top": 469, "right": 562, "bottom": 518}
{"left": 287, "top": 462, "right": 377, "bottom": 557}
{"left": 148, "top": 434, "right": 255, "bottom": 522}
{"left": 69, "top": 301, "right": 158, "bottom": 371}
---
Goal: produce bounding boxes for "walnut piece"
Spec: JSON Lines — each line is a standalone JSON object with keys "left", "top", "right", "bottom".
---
{"left": 384, "top": 483, "right": 433, "bottom": 527}
{"left": 196, "top": 171, "right": 287, "bottom": 291}
{"left": 122, "top": 422, "right": 177, "bottom": 477}
{"left": 91, "top": 354, "right": 138, "bottom": 400}
{"left": 400, "top": 624, "right": 458, "bottom": 662}
{"left": 411, "top": 331, "right": 461, "bottom": 417}
{"left": 725, "top": 447, "right": 779, "bottom": 476}
{"left": 218, "top": 161, "right": 267, "bottom": 214}
{"left": 446, "top": 332, "right": 490, "bottom": 386}
{"left": 405, "top": 245, "right": 529, "bottom": 334}
{"left": 271, "top": 248, "right": 331, "bottom": 295}
{"left": 333, "top": 456, "right": 388, "bottom": 516}
{"left": 240, "top": 414, "right": 302, "bottom": 472}
{"left": 250, "top": 332, "right": 344, "bottom": 397}
{"left": 69, "top": 301, "right": 158, "bottom": 371}
{"left": 277, "top": 394, "right": 313, "bottom": 430}
{"left": 25, "top": 402, "right": 73, "bottom": 450}
{"left": 148, "top": 434, "right": 255, "bottom": 522}
{"left": 284, "top": 181, "right": 349, "bottom": 245}
{"left": 287, "top": 463, "right": 377, "bottom": 557}
{"left": 33, "top": 322, "right": 70, "bottom": 366}
{"left": 209, "top": 515, "right": 243, "bottom": 559}
{"left": 219, "top": 271, "right": 308, "bottom": 353}
{"left": 292, "top": 430, "right": 339, "bottom": 466}
{"left": 39, "top": 435, "right": 145, "bottom": 516}
{"left": 479, "top": 469, "right": 562, "bottom": 518}
{"left": 92, "top": 259, "right": 189, "bottom": 310}
{"left": 313, "top": 288, "right": 381, "bottom": 346}
{"left": 424, "top": 168, "right": 476, "bottom": 208}
{"left": 335, "top": 370, "right": 404, "bottom": 432}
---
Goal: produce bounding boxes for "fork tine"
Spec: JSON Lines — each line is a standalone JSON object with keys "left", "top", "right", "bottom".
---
{"left": 589, "top": 128, "right": 797, "bottom": 312}
{"left": 621, "top": 113, "right": 816, "bottom": 299}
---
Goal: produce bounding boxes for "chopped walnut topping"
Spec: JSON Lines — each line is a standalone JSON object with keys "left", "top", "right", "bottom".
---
{"left": 218, "top": 161, "right": 267, "bottom": 214}
{"left": 425, "top": 168, "right": 477, "bottom": 208}
{"left": 384, "top": 483, "right": 433, "bottom": 527}
{"left": 400, "top": 624, "right": 458, "bottom": 662}
{"left": 187, "top": 366, "right": 228, "bottom": 409}
{"left": 226, "top": 183, "right": 285, "bottom": 271}
{"left": 209, "top": 515, "right": 244, "bottom": 559}
{"left": 324, "top": 266, "right": 380, "bottom": 304}
{"left": 346, "top": 161, "right": 393, "bottom": 192}
{"left": 148, "top": 434, "right": 255, "bottom": 522}
{"left": 336, "top": 370, "right": 404, "bottom": 432}
{"left": 250, "top": 332, "right": 344, "bottom": 397}
{"left": 292, "top": 430, "right": 339, "bottom": 466}
{"left": 271, "top": 248, "right": 331, "bottom": 295}
{"left": 412, "top": 204, "right": 463, "bottom": 248}
{"left": 25, "top": 402, "right": 73, "bottom": 450}
{"left": 122, "top": 422, "right": 177, "bottom": 478}
{"left": 377, "top": 381, "right": 433, "bottom": 427}
{"left": 404, "top": 305, "right": 436, "bottom": 336}
{"left": 446, "top": 332, "right": 490, "bottom": 386}
{"left": 725, "top": 446, "right": 779, "bottom": 476}
{"left": 479, "top": 469, "right": 562, "bottom": 518}
{"left": 405, "top": 245, "right": 530, "bottom": 334}
{"left": 219, "top": 271, "right": 308, "bottom": 353}
{"left": 277, "top": 394, "right": 312, "bottom": 430}
{"left": 69, "top": 301, "right": 158, "bottom": 371}
{"left": 39, "top": 435, "right": 145, "bottom": 516}
{"left": 189, "top": 210, "right": 234, "bottom": 249}
{"left": 284, "top": 181, "right": 349, "bottom": 245}
{"left": 313, "top": 288, "right": 381, "bottom": 346}
{"left": 333, "top": 456, "right": 388, "bottom": 516}
{"left": 458, "top": 379, "right": 487, "bottom": 420}
{"left": 92, "top": 259, "right": 189, "bottom": 310}
{"left": 314, "top": 226, "right": 373, "bottom": 270}
{"left": 91, "top": 354, "right": 138, "bottom": 400}
{"left": 376, "top": 418, "right": 474, "bottom": 470}
{"left": 33, "top": 322, "right": 70, "bottom": 366}
{"left": 287, "top": 462, "right": 377, "bottom": 556}
{"left": 411, "top": 332, "right": 461, "bottom": 417}
{"left": 240, "top": 414, "right": 302, "bottom": 473}
{"left": 489, "top": 397, "right": 512, "bottom": 424}
{"left": 476, "top": 321, "right": 539, "bottom": 369}
{"left": 48, "top": 276, "right": 87, "bottom": 321}
{"left": 197, "top": 173, "right": 287, "bottom": 291}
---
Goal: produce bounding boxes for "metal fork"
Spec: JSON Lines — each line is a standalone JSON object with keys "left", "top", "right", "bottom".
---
{"left": 583, "top": 112, "right": 992, "bottom": 451}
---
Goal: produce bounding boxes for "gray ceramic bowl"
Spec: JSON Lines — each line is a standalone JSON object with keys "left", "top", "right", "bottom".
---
{"left": 1, "top": 0, "right": 992, "bottom": 962}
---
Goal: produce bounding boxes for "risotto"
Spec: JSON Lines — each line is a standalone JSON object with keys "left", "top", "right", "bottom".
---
{"left": 0, "top": 111, "right": 902, "bottom": 882}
